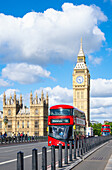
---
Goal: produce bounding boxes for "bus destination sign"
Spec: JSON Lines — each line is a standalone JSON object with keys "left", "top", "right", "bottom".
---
{"left": 51, "top": 119, "right": 70, "bottom": 124}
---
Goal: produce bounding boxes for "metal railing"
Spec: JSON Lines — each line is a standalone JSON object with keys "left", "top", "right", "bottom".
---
{"left": 17, "top": 135, "right": 112, "bottom": 170}
{"left": 0, "top": 136, "right": 48, "bottom": 145}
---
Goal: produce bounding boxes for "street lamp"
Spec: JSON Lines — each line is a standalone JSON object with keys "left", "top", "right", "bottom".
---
{"left": 3, "top": 116, "right": 8, "bottom": 132}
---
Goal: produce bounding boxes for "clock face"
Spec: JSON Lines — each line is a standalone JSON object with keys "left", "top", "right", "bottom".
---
{"left": 76, "top": 76, "right": 84, "bottom": 84}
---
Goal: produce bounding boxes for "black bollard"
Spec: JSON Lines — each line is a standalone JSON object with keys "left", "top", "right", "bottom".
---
{"left": 69, "top": 141, "right": 72, "bottom": 161}
{"left": 64, "top": 142, "right": 68, "bottom": 164}
{"left": 83, "top": 139, "right": 85, "bottom": 154}
{"left": 26, "top": 136, "right": 28, "bottom": 142}
{"left": 32, "top": 148, "right": 38, "bottom": 170}
{"left": 15, "top": 136, "right": 17, "bottom": 143}
{"left": 74, "top": 140, "right": 76, "bottom": 159}
{"left": 77, "top": 140, "right": 80, "bottom": 157}
{"left": 17, "top": 151, "right": 24, "bottom": 170}
{"left": 12, "top": 137, "right": 14, "bottom": 143}
{"left": 51, "top": 145, "right": 55, "bottom": 170}
{"left": 42, "top": 147, "right": 47, "bottom": 170}
{"left": 80, "top": 140, "right": 83, "bottom": 155}
{"left": 58, "top": 144, "right": 62, "bottom": 168}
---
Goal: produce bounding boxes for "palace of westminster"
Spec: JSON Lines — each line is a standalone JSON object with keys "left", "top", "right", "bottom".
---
{"left": 0, "top": 39, "right": 90, "bottom": 136}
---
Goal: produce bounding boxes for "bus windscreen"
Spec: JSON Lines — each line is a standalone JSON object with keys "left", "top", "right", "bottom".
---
{"left": 49, "top": 125, "right": 73, "bottom": 140}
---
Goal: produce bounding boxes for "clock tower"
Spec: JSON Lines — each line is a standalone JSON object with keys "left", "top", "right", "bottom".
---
{"left": 73, "top": 38, "right": 90, "bottom": 127}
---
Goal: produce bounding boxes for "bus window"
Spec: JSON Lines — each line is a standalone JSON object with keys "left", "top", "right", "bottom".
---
{"left": 102, "top": 126, "right": 110, "bottom": 129}
{"left": 50, "top": 109, "right": 73, "bottom": 116}
{"left": 49, "top": 125, "right": 72, "bottom": 140}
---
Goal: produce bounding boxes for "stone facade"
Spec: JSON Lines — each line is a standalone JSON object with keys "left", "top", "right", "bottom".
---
{"left": 73, "top": 38, "right": 90, "bottom": 127}
{"left": 0, "top": 91, "right": 48, "bottom": 136}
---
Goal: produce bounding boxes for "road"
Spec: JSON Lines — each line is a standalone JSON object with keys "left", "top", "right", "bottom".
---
{"left": 72, "top": 140, "right": 112, "bottom": 170}
{"left": 0, "top": 141, "right": 66, "bottom": 170}
{"left": 0, "top": 142, "right": 51, "bottom": 170}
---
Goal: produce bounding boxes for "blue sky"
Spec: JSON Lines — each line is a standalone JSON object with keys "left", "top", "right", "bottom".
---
{"left": 0, "top": 0, "right": 112, "bottom": 123}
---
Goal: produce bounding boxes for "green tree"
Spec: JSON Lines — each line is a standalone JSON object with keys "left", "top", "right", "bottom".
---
{"left": 90, "top": 123, "right": 102, "bottom": 136}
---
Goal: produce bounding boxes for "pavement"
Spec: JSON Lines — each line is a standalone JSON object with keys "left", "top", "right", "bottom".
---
{"left": 47, "top": 140, "right": 112, "bottom": 170}
{"left": 71, "top": 140, "right": 112, "bottom": 170}
{"left": 104, "top": 154, "right": 112, "bottom": 170}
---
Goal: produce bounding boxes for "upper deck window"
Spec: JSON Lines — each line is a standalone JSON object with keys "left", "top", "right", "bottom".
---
{"left": 50, "top": 109, "right": 73, "bottom": 116}
{"left": 102, "top": 126, "right": 110, "bottom": 129}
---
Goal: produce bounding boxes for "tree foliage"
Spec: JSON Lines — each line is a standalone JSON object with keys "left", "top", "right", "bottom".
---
{"left": 90, "top": 123, "right": 102, "bottom": 136}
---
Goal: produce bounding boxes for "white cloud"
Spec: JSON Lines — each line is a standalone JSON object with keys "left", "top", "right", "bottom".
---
{"left": 0, "top": 78, "right": 10, "bottom": 87}
{"left": 91, "top": 97, "right": 112, "bottom": 109}
{"left": 91, "top": 78, "right": 112, "bottom": 97}
{"left": 90, "top": 106, "right": 112, "bottom": 123}
{"left": 106, "top": 48, "right": 112, "bottom": 55}
{"left": 0, "top": 89, "right": 20, "bottom": 99}
{"left": 2, "top": 63, "right": 54, "bottom": 84}
{"left": 0, "top": 3, "right": 107, "bottom": 65}
{"left": 90, "top": 78, "right": 112, "bottom": 122}
{"left": 34, "top": 85, "right": 73, "bottom": 107}
{"left": 88, "top": 55, "right": 102, "bottom": 65}
{"left": 0, "top": 89, "right": 20, "bottom": 110}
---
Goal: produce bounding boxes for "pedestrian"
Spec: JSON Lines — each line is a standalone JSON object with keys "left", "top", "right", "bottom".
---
{"left": 0, "top": 132, "right": 2, "bottom": 139}
{"left": 12, "top": 132, "right": 14, "bottom": 137}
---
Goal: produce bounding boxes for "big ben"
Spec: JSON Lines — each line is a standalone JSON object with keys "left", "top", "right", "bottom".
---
{"left": 73, "top": 38, "right": 90, "bottom": 127}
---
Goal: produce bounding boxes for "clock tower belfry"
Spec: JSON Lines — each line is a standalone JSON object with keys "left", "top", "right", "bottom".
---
{"left": 73, "top": 38, "right": 90, "bottom": 127}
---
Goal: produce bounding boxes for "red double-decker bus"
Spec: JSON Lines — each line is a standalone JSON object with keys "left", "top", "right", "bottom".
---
{"left": 48, "top": 104, "right": 86, "bottom": 146}
{"left": 101, "top": 125, "right": 111, "bottom": 136}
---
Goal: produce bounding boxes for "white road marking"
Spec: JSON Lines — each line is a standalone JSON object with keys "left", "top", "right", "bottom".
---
{"left": 0, "top": 149, "right": 51, "bottom": 165}
{"left": 0, "top": 142, "right": 47, "bottom": 151}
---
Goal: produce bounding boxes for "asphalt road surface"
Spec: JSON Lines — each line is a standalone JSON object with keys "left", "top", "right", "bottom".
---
{"left": 72, "top": 140, "right": 112, "bottom": 170}
{"left": 0, "top": 141, "right": 65, "bottom": 170}
{"left": 0, "top": 142, "right": 50, "bottom": 170}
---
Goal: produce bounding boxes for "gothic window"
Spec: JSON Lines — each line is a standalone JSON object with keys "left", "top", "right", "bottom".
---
{"left": 8, "top": 121, "right": 12, "bottom": 128}
{"left": 27, "top": 121, "right": 29, "bottom": 128}
{"left": 35, "top": 121, "right": 39, "bottom": 128}
{"left": 35, "top": 131, "right": 39, "bottom": 136}
{"left": 8, "top": 109, "right": 11, "bottom": 115}
{"left": 79, "top": 58, "right": 83, "bottom": 62}
{"left": 35, "top": 109, "right": 38, "bottom": 115}
{"left": 22, "top": 121, "right": 24, "bottom": 128}
{"left": 77, "top": 91, "right": 80, "bottom": 99}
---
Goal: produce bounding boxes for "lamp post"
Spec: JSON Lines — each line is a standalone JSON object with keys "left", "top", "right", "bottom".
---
{"left": 3, "top": 116, "right": 8, "bottom": 132}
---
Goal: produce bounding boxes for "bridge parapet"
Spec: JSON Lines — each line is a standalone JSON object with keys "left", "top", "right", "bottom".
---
{"left": 16, "top": 135, "right": 112, "bottom": 170}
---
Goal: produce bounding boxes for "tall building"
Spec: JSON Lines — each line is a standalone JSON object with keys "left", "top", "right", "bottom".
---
{"left": 73, "top": 38, "right": 90, "bottom": 127}
{"left": 0, "top": 91, "right": 48, "bottom": 136}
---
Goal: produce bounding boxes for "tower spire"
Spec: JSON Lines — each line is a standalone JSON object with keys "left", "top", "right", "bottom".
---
{"left": 78, "top": 37, "right": 85, "bottom": 57}
{"left": 30, "top": 91, "right": 33, "bottom": 105}
{"left": 3, "top": 92, "right": 6, "bottom": 105}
